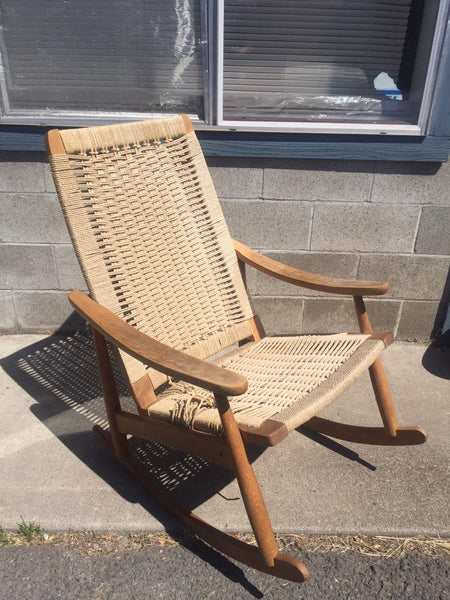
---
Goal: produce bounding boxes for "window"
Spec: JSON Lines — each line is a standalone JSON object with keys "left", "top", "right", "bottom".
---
{"left": 214, "top": 0, "right": 449, "bottom": 134}
{"left": 0, "top": 0, "right": 203, "bottom": 121}
{"left": 0, "top": 0, "right": 448, "bottom": 139}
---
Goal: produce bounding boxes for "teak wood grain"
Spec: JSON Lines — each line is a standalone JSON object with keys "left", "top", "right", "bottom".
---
{"left": 130, "top": 375, "right": 159, "bottom": 414}
{"left": 214, "top": 392, "right": 280, "bottom": 568}
{"left": 46, "top": 129, "right": 67, "bottom": 155}
{"left": 234, "top": 239, "right": 389, "bottom": 296}
{"left": 114, "top": 411, "right": 235, "bottom": 470}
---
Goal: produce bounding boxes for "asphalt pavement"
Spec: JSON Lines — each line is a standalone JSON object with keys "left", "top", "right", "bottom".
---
{"left": 1, "top": 541, "right": 449, "bottom": 600}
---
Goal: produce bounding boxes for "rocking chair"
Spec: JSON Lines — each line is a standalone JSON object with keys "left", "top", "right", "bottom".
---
{"left": 46, "top": 115, "right": 427, "bottom": 583}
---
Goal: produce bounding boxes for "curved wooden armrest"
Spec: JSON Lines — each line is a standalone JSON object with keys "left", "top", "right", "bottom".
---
{"left": 69, "top": 290, "right": 248, "bottom": 397}
{"left": 233, "top": 240, "right": 389, "bottom": 296}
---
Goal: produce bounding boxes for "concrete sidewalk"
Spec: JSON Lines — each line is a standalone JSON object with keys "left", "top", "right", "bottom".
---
{"left": 0, "top": 333, "right": 448, "bottom": 537}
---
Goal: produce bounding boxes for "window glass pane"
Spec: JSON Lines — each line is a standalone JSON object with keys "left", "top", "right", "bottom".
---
{"left": 222, "top": 0, "right": 433, "bottom": 124}
{"left": 0, "top": 0, "right": 203, "bottom": 114}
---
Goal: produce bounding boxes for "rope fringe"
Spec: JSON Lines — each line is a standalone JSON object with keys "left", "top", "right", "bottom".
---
{"left": 151, "top": 335, "right": 385, "bottom": 434}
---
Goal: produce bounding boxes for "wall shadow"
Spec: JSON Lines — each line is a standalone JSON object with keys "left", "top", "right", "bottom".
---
{"left": 432, "top": 266, "right": 450, "bottom": 344}
{"left": 207, "top": 154, "right": 444, "bottom": 175}
{"left": 421, "top": 343, "right": 450, "bottom": 380}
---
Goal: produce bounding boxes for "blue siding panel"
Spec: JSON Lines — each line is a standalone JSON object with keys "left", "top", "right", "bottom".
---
{"left": 198, "top": 133, "right": 450, "bottom": 162}
{"left": 0, "top": 129, "right": 449, "bottom": 162}
{"left": 0, "top": 127, "right": 50, "bottom": 151}
{"left": 428, "top": 16, "right": 450, "bottom": 137}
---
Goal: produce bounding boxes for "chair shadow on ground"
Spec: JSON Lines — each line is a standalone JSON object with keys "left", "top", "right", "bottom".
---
{"left": 0, "top": 323, "right": 270, "bottom": 596}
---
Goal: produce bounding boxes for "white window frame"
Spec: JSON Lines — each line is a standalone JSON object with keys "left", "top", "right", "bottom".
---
{"left": 214, "top": 0, "right": 450, "bottom": 136}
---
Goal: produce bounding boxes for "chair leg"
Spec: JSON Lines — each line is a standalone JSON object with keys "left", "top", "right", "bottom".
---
{"left": 214, "top": 393, "right": 279, "bottom": 567}
{"left": 92, "top": 327, "right": 128, "bottom": 461}
{"left": 354, "top": 295, "right": 403, "bottom": 437}
{"left": 214, "top": 393, "right": 309, "bottom": 581}
{"left": 368, "top": 357, "right": 398, "bottom": 437}
{"left": 305, "top": 297, "right": 428, "bottom": 446}
{"left": 93, "top": 424, "right": 309, "bottom": 582}
{"left": 90, "top": 328, "right": 309, "bottom": 582}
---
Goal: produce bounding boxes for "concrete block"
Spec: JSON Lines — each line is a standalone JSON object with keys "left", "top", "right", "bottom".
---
{"left": 0, "top": 193, "right": 70, "bottom": 244}
{"left": 13, "top": 291, "right": 75, "bottom": 333}
{"left": 44, "top": 161, "right": 57, "bottom": 193}
{"left": 206, "top": 157, "right": 263, "bottom": 199}
{"left": 311, "top": 202, "right": 418, "bottom": 253}
{"left": 220, "top": 199, "right": 311, "bottom": 250}
{"left": 359, "top": 254, "right": 450, "bottom": 300}
{"left": 251, "top": 297, "right": 303, "bottom": 335}
{"left": 1, "top": 244, "right": 58, "bottom": 290}
{"left": 263, "top": 158, "right": 374, "bottom": 201}
{"left": 248, "top": 252, "right": 359, "bottom": 297}
{"left": 365, "top": 299, "right": 403, "bottom": 333}
{"left": 54, "top": 245, "right": 87, "bottom": 290}
{"left": 0, "top": 291, "right": 18, "bottom": 331}
{"left": 302, "top": 297, "right": 355, "bottom": 334}
{"left": 0, "top": 152, "right": 46, "bottom": 193}
{"left": 302, "top": 298, "right": 401, "bottom": 334}
{"left": 396, "top": 301, "right": 442, "bottom": 341}
{"left": 372, "top": 161, "right": 450, "bottom": 205}
{"left": 415, "top": 207, "right": 450, "bottom": 255}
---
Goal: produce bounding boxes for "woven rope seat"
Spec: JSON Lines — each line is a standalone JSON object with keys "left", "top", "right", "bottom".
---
{"left": 150, "top": 334, "right": 384, "bottom": 434}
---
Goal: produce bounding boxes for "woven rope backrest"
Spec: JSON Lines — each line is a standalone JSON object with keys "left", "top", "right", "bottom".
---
{"left": 49, "top": 116, "right": 253, "bottom": 387}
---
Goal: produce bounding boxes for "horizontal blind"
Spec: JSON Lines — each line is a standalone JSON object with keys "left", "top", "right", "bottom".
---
{"left": 0, "top": 0, "right": 203, "bottom": 114}
{"left": 223, "top": 0, "right": 414, "bottom": 119}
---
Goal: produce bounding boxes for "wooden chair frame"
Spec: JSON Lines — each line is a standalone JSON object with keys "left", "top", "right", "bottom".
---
{"left": 46, "top": 123, "right": 427, "bottom": 584}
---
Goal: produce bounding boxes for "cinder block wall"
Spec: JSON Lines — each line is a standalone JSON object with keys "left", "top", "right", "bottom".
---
{"left": 1, "top": 152, "right": 449, "bottom": 340}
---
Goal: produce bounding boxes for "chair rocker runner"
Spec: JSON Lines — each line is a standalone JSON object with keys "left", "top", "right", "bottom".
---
{"left": 46, "top": 115, "right": 427, "bottom": 583}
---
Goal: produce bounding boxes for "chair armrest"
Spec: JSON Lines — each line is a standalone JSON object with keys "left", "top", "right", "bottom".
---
{"left": 69, "top": 290, "right": 248, "bottom": 397}
{"left": 233, "top": 240, "right": 389, "bottom": 296}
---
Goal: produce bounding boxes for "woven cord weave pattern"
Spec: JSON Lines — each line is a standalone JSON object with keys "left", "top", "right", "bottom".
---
{"left": 149, "top": 334, "right": 385, "bottom": 433}
{"left": 50, "top": 117, "right": 253, "bottom": 385}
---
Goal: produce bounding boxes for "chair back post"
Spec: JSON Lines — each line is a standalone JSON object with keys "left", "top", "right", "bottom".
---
{"left": 353, "top": 294, "right": 373, "bottom": 334}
